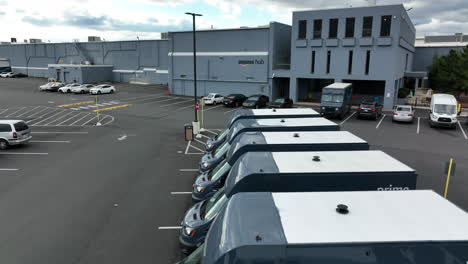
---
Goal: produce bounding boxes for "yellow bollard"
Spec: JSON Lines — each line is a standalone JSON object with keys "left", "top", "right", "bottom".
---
{"left": 444, "top": 158, "right": 454, "bottom": 198}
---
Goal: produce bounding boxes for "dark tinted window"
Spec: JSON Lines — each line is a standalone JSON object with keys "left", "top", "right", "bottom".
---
{"left": 0, "top": 124, "right": 12, "bottom": 132}
{"left": 326, "top": 50, "right": 331, "bottom": 74}
{"left": 14, "top": 122, "right": 29, "bottom": 131}
{"left": 348, "top": 50, "right": 353, "bottom": 75}
{"left": 365, "top": 50, "right": 371, "bottom": 75}
{"left": 328, "top": 19, "right": 338, "bottom": 39}
{"left": 298, "top": 20, "right": 307, "bottom": 39}
{"left": 311, "top": 50, "right": 316, "bottom": 73}
{"left": 313, "top": 19, "right": 322, "bottom": 39}
{"left": 380, "top": 15, "right": 392, "bottom": 37}
{"left": 362, "top": 16, "right": 373, "bottom": 37}
{"left": 345, "top": 17, "right": 355, "bottom": 38}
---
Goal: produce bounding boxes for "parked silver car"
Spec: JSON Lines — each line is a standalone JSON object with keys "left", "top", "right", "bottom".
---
{"left": 392, "top": 105, "right": 415, "bottom": 123}
{"left": 0, "top": 120, "right": 32, "bottom": 150}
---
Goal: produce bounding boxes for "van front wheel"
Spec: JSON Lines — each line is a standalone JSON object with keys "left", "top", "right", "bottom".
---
{"left": 0, "top": 139, "right": 8, "bottom": 150}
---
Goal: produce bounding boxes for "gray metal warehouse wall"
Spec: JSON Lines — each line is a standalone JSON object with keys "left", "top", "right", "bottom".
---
{"left": 168, "top": 26, "right": 272, "bottom": 97}
{"left": 0, "top": 40, "right": 169, "bottom": 84}
{"left": 413, "top": 46, "right": 464, "bottom": 72}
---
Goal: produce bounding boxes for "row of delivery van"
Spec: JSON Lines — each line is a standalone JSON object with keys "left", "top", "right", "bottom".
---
{"left": 177, "top": 108, "right": 468, "bottom": 264}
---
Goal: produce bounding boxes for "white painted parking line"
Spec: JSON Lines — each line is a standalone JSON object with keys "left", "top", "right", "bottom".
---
{"left": 194, "top": 139, "right": 206, "bottom": 145}
{"left": 184, "top": 141, "right": 192, "bottom": 154}
{"left": 5, "top": 107, "right": 27, "bottom": 117}
{"left": 0, "top": 109, "right": 9, "bottom": 115}
{"left": 159, "top": 98, "right": 192, "bottom": 107}
{"left": 56, "top": 113, "right": 83, "bottom": 126}
{"left": 158, "top": 226, "right": 182, "bottom": 230}
{"left": 376, "top": 114, "right": 386, "bottom": 129}
{"left": 30, "top": 140, "right": 71, "bottom": 143}
{"left": 203, "top": 104, "right": 224, "bottom": 112}
{"left": 198, "top": 134, "right": 210, "bottom": 140}
{"left": 204, "top": 129, "right": 219, "bottom": 135}
{"left": 170, "top": 192, "right": 192, "bottom": 195}
{"left": 179, "top": 169, "right": 198, "bottom": 172}
{"left": 43, "top": 112, "right": 76, "bottom": 126}
{"left": 28, "top": 107, "right": 53, "bottom": 117}
{"left": 79, "top": 106, "right": 90, "bottom": 109}
{"left": 17, "top": 106, "right": 42, "bottom": 117}
{"left": 417, "top": 117, "right": 421, "bottom": 134}
{"left": 70, "top": 108, "right": 80, "bottom": 110}
{"left": 101, "top": 115, "right": 115, "bottom": 126}
{"left": 69, "top": 113, "right": 91, "bottom": 126}
{"left": 0, "top": 152, "right": 48, "bottom": 155}
{"left": 189, "top": 144, "right": 204, "bottom": 153}
{"left": 223, "top": 108, "right": 238, "bottom": 114}
{"left": 0, "top": 168, "right": 19, "bottom": 171}
{"left": 458, "top": 121, "right": 467, "bottom": 139}
{"left": 32, "top": 131, "right": 88, "bottom": 134}
{"left": 82, "top": 116, "right": 98, "bottom": 126}
{"left": 339, "top": 112, "right": 356, "bottom": 125}
{"left": 30, "top": 110, "right": 66, "bottom": 126}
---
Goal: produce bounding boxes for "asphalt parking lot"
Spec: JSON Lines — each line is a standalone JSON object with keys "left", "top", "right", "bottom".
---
{"left": 1, "top": 77, "right": 468, "bottom": 264}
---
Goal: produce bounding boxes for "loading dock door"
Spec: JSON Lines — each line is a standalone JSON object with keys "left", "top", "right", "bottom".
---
{"left": 63, "top": 72, "right": 70, "bottom": 83}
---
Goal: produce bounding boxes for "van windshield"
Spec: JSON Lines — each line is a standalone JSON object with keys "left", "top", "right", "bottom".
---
{"left": 179, "top": 243, "right": 204, "bottom": 264}
{"left": 213, "top": 142, "right": 230, "bottom": 158}
{"left": 14, "top": 122, "right": 29, "bottom": 131}
{"left": 214, "top": 129, "right": 229, "bottom": 140}
{"left": 203, "top": 188, "right": 228, "bottom": 221}
{"left": 434, "top": 104, "right": 456, "bottom": 115}
{"left": 209, "top": 161, "right": 231, "bottom": 181}
{"left": 321, "top": 94, "right": 344, "bottom": 103}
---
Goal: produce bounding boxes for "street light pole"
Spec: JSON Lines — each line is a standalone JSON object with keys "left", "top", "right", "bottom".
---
{"left": 185, "top": 12, "right": 202, "bottom": 126}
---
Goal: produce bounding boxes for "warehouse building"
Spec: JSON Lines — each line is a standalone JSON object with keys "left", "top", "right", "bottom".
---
{"left": 0, "top": 40, "right": 169, "bottom": 84}
{"left": 168, "top": 22, "right": 291, "bottom": 98}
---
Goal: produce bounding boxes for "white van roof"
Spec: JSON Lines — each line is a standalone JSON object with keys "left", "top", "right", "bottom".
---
{"left": 262, "top": 131, "right": 365, "bottom": 144}
{"left": 272, "top": 190, "right": 468, "bottom": 244}
{"left": 432, "top": 94, "right": 457, "bottom": 105}
{"left": 324, "top": 82, "right": 351, "bottom": 89}
{"left": 250, "top": 108, "right": 319, "bottom": 116}
{"left": 271, "top": 150, "right": 413, "bottom": 173}
{"left": 256, "top": 117, "right": 336, "bottom": 127}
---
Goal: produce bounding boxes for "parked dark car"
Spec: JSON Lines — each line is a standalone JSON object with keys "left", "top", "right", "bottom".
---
{"left": 357, "top": 100, "right": 383, "bottom": 120}
{"left": 223, "top": 94, "right": 247, "bottom": 107}
{"left": 269, "top": 97, "right": 293, "bottom": 108}
{"left": 242, "top": 95, "right": 269, "bottom": 109}
{"left": 11, "top": 73, "right": 28, "bottom": 78}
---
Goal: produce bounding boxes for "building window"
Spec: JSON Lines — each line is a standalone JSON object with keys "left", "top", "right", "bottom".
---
{"left": 328, "top": 18, "right": 338, "bottom": 39}
{"left": 298, "top": 20, "right": 307, "bottom": 39}
{"left": 348, "top": 50, "right": 353, "bottom": 74}
{"left": 311, "top": 50, "right": 316, "bottom": 73}
{"left": 313, "top": 19, "right": 322, "bottom": 39}
{"left": 365, "top": 50, "right": 371, "bottom": 75}
{"left": 326, "top": 50, "right": 331, "bottom": 74}
{"left": 345, "top": 17, "right": 355, "bottom": 38}
{"left": 380, "top": 15, "right": 392, "bottom": 37}
{"left": 405, "top": 53, "right": 409, "bottom": 71}
{"left": 362, "top": 16, "right": 373, "bottom": 37}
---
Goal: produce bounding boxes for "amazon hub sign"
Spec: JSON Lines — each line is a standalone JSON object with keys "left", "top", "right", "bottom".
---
{"left": 238, "top": 59, "right": 265, "bottom": 66}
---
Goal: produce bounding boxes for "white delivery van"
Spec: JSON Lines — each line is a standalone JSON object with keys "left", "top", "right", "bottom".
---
{"left": 429, "top": 94, "right": 458, "bottom": 128}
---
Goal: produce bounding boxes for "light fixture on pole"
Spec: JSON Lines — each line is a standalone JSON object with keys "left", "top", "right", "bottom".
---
{"left": 185, "top": 12, "right": 203, "bottom": 135}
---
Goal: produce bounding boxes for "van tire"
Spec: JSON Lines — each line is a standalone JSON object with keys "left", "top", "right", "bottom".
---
{"left": 0, "top": 139, "right": 8, "bottom": 150}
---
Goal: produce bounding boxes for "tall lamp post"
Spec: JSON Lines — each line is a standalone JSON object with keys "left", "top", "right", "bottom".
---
{"left": 185, "top": 12, "right": 202, "bottom": 134}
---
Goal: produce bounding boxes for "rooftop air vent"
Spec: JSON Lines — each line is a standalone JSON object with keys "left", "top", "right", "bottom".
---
{"left": 293, "top": 133, "right": 300, "bottom": 138}
{"left": 336, "top": 204, "right": 349, "bottom": 214}
{"left": 313, "top": 156, "right": 320, "bottom": 162}
{"left": 272, "top": 109, "right": 277, "bottom": 112}
{"left": 280, "top": 119, "right": 285, "bottom": 123}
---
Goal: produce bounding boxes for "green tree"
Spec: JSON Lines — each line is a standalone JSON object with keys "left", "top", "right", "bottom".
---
{"left": 429, "top": 45, "right": 468, "bottom": 97}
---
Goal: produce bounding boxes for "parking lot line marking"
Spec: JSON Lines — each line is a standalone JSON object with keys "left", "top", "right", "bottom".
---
{"left": 159, "top": 98, "right": 193, "bottom": 107}
{"left": 5, "top": 107, "right": 27, "bottom": 117}
{"left": 189, "top": 144, "right": 204, "bottom": 153}
{"left": 78, "top": 107, "right": 90, "bottom": 110}
{"left": 0, "top": 152, "right": 48, "bottom": 155}
{"left": 30, "top": 110, "right": 66, "bottom": 126}
{"left": 417, "top": 117, "right": 421, "bottom": 134}
{"left": 458, "top": 121, "right": 467, "bottom": 139}
{"left": 32, "top": 131, "right": 88, "bottom": 134}
{"left": 57, "top": 101, "right": 94, "bottom": 108}
{"left": 194, "top": 139, "right": 206, "bottom": 145}
{"left": 170, "top": 192, "right": 192, "bottom": 195}
{"left": 376, "top": 114, "right": 386, "bottom": 129}
{"left": 69, "top": 113, "right": 91, "bottom": 125}
{"left": 30, "top": 140, "right": 71, "bottom": 143}
{"left": 56, "top": 113, "right": 83, "bottom": 126}
{"left": 184, "top": 141, "right": 192, "bottom": 154}
{"left": 82, "top": 116, "right": 97, "bottom": 125}
{"left": 0, "top": 168, "right": 19, "bottom": 171}
{"left": 198, "top": 134, "right": 210, "bottom": 140}
{"left": 28, "top": 107, "right": 52, "bottom": 117}
{"left": 203, "top": 104, "right": 224, "bottom": 112}
{"left": 204, "top": 129, "right": 219, "bottom": 136}
{"left": 101, "top": 115, "right": 115, "bottom": 126}
{"left": 158, "top": 226, "right": 182, "bottom": 230}
{"left": 340, "top": 112, "right": 356, "bottom": 125}
{"left": 179, "top": 169, "right": 198, "bottom": 172}
{"left": 44, "top": 112, "right": 76, "bottom": 126}
{"left": 223, "top": 108, "right": 238, "bottom": 114}
{"left": 0, "top": 109, "right": 9, "bottom": 115}
{"left": 93, "top": 104, "right": 131, "bottom": 112}
{"left": 17, "top": 106, "right": 42, "bottom": 117}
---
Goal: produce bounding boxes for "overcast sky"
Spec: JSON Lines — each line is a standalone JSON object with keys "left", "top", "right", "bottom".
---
{"left": 0, "top": 0, "right": 467, "bottom": 43}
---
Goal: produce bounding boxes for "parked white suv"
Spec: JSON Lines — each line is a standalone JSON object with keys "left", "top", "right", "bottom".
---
{"left": 0, "top": 120, "right": 32, "bottom": 150}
